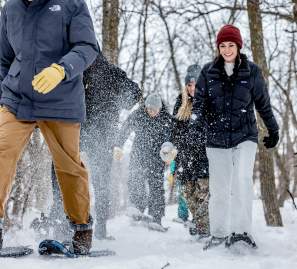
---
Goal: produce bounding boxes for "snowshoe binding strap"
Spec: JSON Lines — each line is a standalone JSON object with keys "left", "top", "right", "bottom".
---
{"left": 39, "top": 239, "right": 77, "bottom": 258}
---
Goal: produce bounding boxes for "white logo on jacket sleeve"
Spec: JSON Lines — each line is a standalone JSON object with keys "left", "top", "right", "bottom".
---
{"left": 49, "top": 5, "right": 61, "bottom": 12}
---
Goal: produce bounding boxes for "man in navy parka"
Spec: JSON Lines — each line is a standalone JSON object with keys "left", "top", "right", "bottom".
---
{"left": 0, "top": 0, "right": 98, "bottom": 255}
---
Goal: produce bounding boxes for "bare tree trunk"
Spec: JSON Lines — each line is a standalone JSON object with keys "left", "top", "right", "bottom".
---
{"left": 131, "top": 7, "right": 144, "bottom": 80}
{"left": 292, "top": 0, "right": 297, "bottom": 22}
{"left": 276, "top": 32, "right": 295, "bottom": 206}
{"left": 275, "top": 150, "right": 290, "bottom": 207}
{"left": 153, "top": 0, "right": 182, "bottom": 93}
{"left": 247, "top": 0, "right": 283, "bottom": 226}
{"left": 102, "top": 0, "right": 121, "bottom": 217}
{"left": 227, "top": 0, "right": 239, "bottom": 24}
{"left": 140, "top": 0, "right": 149, "bottom": 92}
{"left": 102, "top": 0, "right": 119, "bottom": 64}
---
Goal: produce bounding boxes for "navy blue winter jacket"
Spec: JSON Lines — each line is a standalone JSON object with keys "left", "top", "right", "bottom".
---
{"left": 192, "top": 54, "right": 279, "bottom": 148}
{"left": 0, "top": 0, "right": 98, "bottom": 122}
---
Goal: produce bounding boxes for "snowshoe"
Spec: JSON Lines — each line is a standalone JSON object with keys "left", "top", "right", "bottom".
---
{"left": 172, "top": 217, "right": 187, "bottom": 224}
{"left": 0, "top": 246, "right": 33, "bottom": 258}
{"left": 203, "top": 236, "right": 226, "bottom": 250}
{"left": 38, "top": 239, "right": 116, "bottom": 258}
{"left": 132, "top": 214, "right": 154, "bottom": 223}
{"left": 0, "top": 229, "right": 33, "bottom": 258}
{"left": 147, "top": 222, "right": 169, "bottom": 233}
{"left": 194, "top": 233, "right": 210, "bottom": 241}
{"left": 126, "top": 207, "right": 153, "bottom": 223}
{"left": 225, "top": 232, "right": 257, "bottom": 249}
{"left": 39, "top": 239, "right": 76, "bottom": 258}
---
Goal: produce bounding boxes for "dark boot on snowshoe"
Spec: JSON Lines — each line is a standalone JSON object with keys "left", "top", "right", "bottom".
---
{"left": 152, "top": 216, "right": 162, "bottom": 225}
{"left": 225, "top": 232, "right": 257, "bottom": 248}
{"left": 203, "top": 236, "right": 226, "bottom": 250}
{"left": 189, "top": 219, "right": 198, "bottom": 236}
{"left": 189, "top": 219, "right": 210, "bottom": 239}
{"left": 72, "top": 229, "right": 93, "bottom": 255}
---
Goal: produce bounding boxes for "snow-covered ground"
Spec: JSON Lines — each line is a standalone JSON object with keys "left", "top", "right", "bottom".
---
{"left": 2, "top": 200, "right": 297, "bottom": 269}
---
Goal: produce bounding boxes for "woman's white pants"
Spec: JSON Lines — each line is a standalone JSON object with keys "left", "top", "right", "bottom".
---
{"left": 206, "top": 141, "right": 257, "bottom": 237}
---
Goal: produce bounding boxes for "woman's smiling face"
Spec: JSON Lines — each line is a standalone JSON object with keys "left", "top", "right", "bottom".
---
{"left": 218, "top": 41, "right": 238, "bottom": 63}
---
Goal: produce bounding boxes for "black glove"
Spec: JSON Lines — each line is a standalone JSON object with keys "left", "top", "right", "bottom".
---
{"left": 263, "top": 130, "right": 279, "bottom": 149}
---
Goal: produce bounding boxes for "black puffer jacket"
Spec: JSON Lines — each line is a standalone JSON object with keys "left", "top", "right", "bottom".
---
{"left": 117, "top": 105, "right": 172, "bottom": 167}
{"left": 83, "top": 50, "right": 141, "bottom": 127}
{"left": 192, "top": 54, "right": 279, "bottom": 148}
{"left": 81, "top": 48, "right": 141, "bottom": 150}
{"left": 172, "top": 94, "right": 208, "bottom": 182}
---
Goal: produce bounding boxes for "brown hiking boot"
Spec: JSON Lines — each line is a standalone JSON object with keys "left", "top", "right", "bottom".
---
{"left": 72, "top": 229, "right": 92, "bottom": 255}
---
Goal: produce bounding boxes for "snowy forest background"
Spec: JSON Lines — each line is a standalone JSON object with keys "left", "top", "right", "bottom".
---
{"left": 0, "top": 0, "right": 296, "bottom": 233}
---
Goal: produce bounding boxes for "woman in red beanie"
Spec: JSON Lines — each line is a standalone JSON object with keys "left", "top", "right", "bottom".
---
{"left": 190, "top": 24, "right": 279, "bottom": 250}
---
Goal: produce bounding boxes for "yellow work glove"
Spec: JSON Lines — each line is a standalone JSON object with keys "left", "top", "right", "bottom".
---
{"left": 113, "top": 147, "right": 124, "bottom": 161}
{"left": 32, "top": 63, "right": 65, "bottom": 94}
{"left": 167, "top": 174, "right": 175, "bottom": 187}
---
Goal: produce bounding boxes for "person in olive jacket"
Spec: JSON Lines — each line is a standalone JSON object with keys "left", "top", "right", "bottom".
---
{"left": 191, "top": 25, "right": 279, "bottom": 250}
{"left": 172, "top": 64, "right": 209, "bottom": 238}
{"left": 0, "top": 0, "right": 98, "bottom": 254}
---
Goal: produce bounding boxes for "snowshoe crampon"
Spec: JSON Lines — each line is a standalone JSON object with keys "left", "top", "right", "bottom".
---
{"left": 39, "top": 239, "right": 116, "bottom": 258}
{"left": 0, "top": 246, "right": 33, "bottom": 258}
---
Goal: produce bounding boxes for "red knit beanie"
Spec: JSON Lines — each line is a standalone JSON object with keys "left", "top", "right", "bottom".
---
{"left": 216, "top": 24, "right": 243, "bottom": 49}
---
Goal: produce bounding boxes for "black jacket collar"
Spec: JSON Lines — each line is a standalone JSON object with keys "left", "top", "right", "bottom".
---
{"left": 208, "top": 54, "right": 250, "bottom": 80}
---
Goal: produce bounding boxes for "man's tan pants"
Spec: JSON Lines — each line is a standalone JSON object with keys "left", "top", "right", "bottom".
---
{"left": 0, "top": 107, "right": 90, "bottom": 224}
